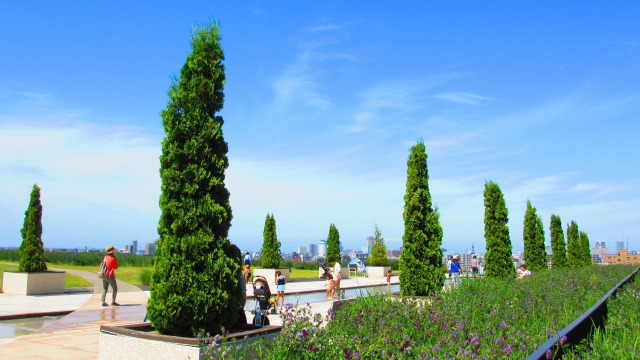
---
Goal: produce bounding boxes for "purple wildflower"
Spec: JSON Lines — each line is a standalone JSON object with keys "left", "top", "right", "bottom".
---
{"left": 502, "top": 345, "right": 512, "bottom": 356}
{"left": 546, "top": 349, "right": 552, "bottom": 359}
{"left": 354, "top": 352, "right": 361, "bottom": 360}
{"left": 560, "top": 335, "right": 568, "bottom": 344}
{"left": 500, "top": 321, "right": 508, "bottom": 330}
{"left": 495, "top": 338, "right": 503, "bottom": 345}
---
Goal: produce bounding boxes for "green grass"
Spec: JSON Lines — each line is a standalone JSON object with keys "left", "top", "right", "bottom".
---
{"left": 47, "top": 263, "right": 153, "bottom": 285}
{"left": 0, "top": 262, "right": 91, "bottom": 290}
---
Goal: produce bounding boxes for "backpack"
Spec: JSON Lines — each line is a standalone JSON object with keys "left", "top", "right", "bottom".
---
{"left": 97, "top": 260, "right": 108, "bottom": 278}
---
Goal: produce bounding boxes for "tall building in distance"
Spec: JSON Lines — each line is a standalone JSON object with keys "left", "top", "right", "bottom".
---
{"left": 308, "top": 243, "right": 318, "bottom": 257}
{"left": 145, "top": 243, "right": 156, "bottom": 256}
{"left": 366, "top": 236, "right": 373, "bottom": 254}
{"left": 318, "top": 239, "right": 327, "bottom": 258}
{"left": 297, "top": 246, "right": 306, "bottom": 255}
{"left": 132, "top": 240, "right": 138, "bottom": 254}
{"left": 616, "top": 240, "right": 626, "bottom": 251}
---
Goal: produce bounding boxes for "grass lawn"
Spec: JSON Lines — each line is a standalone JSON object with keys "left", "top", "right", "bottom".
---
{"left": 47, "top": 264, "right": 152, "bottom": 286}
{"left": 0, "top": 262, "right": 91, "bottom": 290}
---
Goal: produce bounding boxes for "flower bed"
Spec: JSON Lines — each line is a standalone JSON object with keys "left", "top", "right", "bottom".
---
{"left": 563, "top": 270, "right": 640, "bottom": 359}
{"left": 205, "top": 265, "right": 636, "bottom": 359}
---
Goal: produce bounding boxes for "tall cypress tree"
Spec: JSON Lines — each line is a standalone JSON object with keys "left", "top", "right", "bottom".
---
{"left": 566, "top": 220, "right": 581, "bottom": 269}
{"left": 146, "top": 23, "right": 242, "bottom": 337}
{"left": 326, "top": 223, "right": 341, "bottom": 263}
{"left": 523, "top": 200, "right": 547, "bottom": 272}
{"left": 483, "top": 181, "right": 516, "bottom": 278}
{"left": 18, "top": 184, "right": 47, "bottom": 272}
{"left": 368, "top": 224, "right": 388, "bottom": 266}
{"left": 399, "top": 140, "right": 444, "bottom": 296}
{"left": 579, "top": 231, "right": 592, "bottom": 266}
{"left": 260, "top": 213, "right": 281, "bottom": 268}
{"left": 550, "top": 214, "right": 567, "bottom": 269}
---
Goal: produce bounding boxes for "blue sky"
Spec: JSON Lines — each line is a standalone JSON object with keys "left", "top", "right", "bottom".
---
{"left": 1, "top": 2, "right": 639, "bottom": 254}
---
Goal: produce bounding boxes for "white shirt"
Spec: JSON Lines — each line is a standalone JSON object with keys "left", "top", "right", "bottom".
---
{"left": 333, "top": 262, "right": 341, "bottom": 281}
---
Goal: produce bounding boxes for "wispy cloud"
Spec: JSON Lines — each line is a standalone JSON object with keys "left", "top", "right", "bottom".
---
{"left": 435, "top": 91, "right": 492, "bottom": 105}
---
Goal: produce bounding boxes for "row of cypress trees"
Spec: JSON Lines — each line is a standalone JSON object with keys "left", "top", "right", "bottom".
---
{"left": 398, "top": 140, "right": 593, "bottom": 296}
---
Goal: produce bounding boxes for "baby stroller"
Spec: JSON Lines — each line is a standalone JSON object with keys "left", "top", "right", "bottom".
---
{"left": 250, "top": 276, "right": 276, "bottom": 326}
{"left": 319, "top": 260, "right": 331, "bottom": 279}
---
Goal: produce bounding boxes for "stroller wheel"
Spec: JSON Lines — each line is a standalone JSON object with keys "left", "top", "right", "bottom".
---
{"left": 250, "top": 310, "right": 255, "bottom": 315}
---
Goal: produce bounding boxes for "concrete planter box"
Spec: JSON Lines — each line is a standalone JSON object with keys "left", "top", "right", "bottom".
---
{"left": 99, "top": 323, "right": 280, "bottom": 360}
{"left": 318, "top": 266, "right": 349, "bottom": 279}
{"left": 252, "top": 268, "right": 290, "bottom": 283}
{"left": 366, "top": 266, "right": 391, "bottom": 278}
{"left": 2, "top": 270, "right": 66, "bottom": 295}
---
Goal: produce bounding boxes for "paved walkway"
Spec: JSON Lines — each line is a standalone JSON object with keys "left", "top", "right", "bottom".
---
{"left": 0, "top": 269, "right": 398, "bottom": 359}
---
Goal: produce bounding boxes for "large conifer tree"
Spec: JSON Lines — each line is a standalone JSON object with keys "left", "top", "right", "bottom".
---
{"left": 550, "top": 214, "right": 567, "bottom": 269}
{"left": 483, "top": 181, "right": 516, "bottom": 278}
{"left": 19, "top": 184, "right": 47, "bottom": 272}
{"left": 260, "top": 213, "right": 281, "bottom": 268}
{"left": 146, "top": 23, "right": 242, "bottom": 337}
{"left": 326, "top": 223, "right": 341, "bottom": 263}
{"left": 566, "top": 220, "right": 581, "bottom": 269}
{"left": 399, "top": 140, "right": 444, "bottom": 296}
{"left": 522, "top": 200, "right": 547, "bottom": 271}
{"left": 368, "top": 224, "right": 388, "bottom": 266}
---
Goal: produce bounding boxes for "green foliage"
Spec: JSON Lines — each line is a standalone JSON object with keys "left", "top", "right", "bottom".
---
{"left": 18, "top": 184, "right": 47, "bottom": 272}
{"left": 579, "top": 231, "right": 591, "bottom": 266}
{"left": 483, "top": 181, "right": 516, "bottom": 278}
{"left": 399, "top": 140, "right": 444, "bottom": 296}
{"left": 368, "top": 224, "right": 388, "bottom": 266}
{"left": 139, "top": 269, "right": 153, "bottom": 286}
{"left": 550, "top": 214, "right": 568, "bottom": 269}
{"left": 326, "top": 224, "right": 341, "bottom": 263}
{"left": 566, "top": 220, "right": 581, "bottom": 269}
{"left": 522, "top": 200, "right": 548, "bottom": 272}
{"left": 260, "top": 213, "right": 281, "bottom": 268}
{"left": 146, "top": 22, "right": 242, "bottom": 337}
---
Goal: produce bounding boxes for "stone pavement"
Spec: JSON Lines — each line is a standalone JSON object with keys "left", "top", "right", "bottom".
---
{"left": 0, "top": 269, "right": 398, "bottom": 359}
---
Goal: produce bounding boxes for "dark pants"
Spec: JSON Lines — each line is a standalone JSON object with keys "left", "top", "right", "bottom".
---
{"left": 101, "top": 277, "right": 118, "bottom": 303}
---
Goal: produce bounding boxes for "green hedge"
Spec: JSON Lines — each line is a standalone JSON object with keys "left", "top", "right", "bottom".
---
{"left": 0, "top": 249, "right": 153, "bottom": 267}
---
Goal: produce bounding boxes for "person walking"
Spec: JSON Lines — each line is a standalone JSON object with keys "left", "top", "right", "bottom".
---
{"left": 329, "top": 258, "right": 341, "bottom": 294}
{"left": 386, "top": 269, "right": 392, "bottom": 291}
{"left": 244, "top": 252, "right": 252, "bottom": 266}
{"left": 275, "top": 270, "right": 286, "bottom": 312}
{"left": 101, "top": 245, "right": 119, "bottom": 306}
{"left": 449, "top": 255, "right": 463, "bottom": 286}
{"left": 471, "top": 255, "right": 479, "bottom": 278}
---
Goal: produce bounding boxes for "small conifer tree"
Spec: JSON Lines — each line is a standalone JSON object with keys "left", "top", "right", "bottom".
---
{"left": 483, "top": 181, "right": 516, "bottom": 278}
{"left": 18, "top": 184, "right": 47, "bottom": 272}
{"left": 523, "top": 200, "right": 548, "bottom": 272}
{"left": 579, "top": 231, "right": 592, "bottom": 266}
{"left": 566, "top": 220, "right": 581, "bottom": 269}
{"left": 399, "top": 140, "right": 444, "bottom": 296}
{"left": 326, "top": 224, "right": 341, "bottom": 263}
{"left": 550, "top": 214, "right": 568, "bottom": 269}
{"left": 260, "top": 213, "right": 282, "bottom": 268}
{"left": 368, "top": 224, "right": 388, "bottom": 266}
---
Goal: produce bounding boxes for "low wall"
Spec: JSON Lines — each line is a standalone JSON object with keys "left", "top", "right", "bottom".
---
{"left": 2, "top": 271, "right": 66, "bottom": 295}
{"left": 252, "top": 268, "right": 290, "bottom": 283}
{"left": 99, "top": 323, "right": 280, "bottom": 360}
{"left": 367, "top": 266, "right": 391, "bottom": 278}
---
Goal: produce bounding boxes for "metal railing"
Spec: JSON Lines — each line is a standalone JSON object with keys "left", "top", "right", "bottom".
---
{"left": 526, "top": 266, "right": 639, "bottom": 360}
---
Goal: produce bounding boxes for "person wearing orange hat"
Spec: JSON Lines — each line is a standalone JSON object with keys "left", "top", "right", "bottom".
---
{"left": 101, "top": 245, "right": 119, "bottom": 306}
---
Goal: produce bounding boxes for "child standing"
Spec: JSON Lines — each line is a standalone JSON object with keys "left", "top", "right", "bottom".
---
{"left": 275, "top": 271, "right": 286, "bottom": 312}
{"left": 324, "top": 274, "right": 335, "bottom": 300}
{"left": 386, "top": 269, "right": 392, "bottom": 291}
